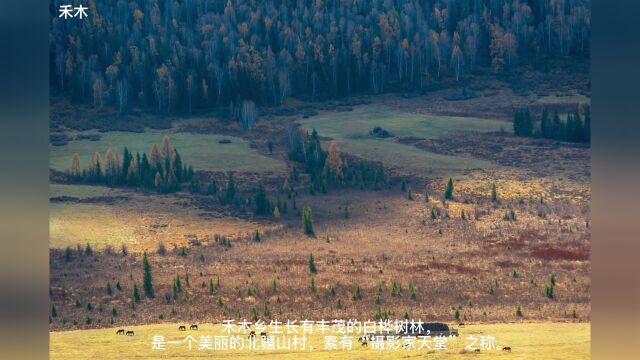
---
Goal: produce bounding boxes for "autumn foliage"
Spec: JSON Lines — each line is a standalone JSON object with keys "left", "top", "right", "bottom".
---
{"left": 51, "top": 0, "right": 590, "bottom": 116}
{"left": 68, "top": 136, "right": 194, "bottom": 192}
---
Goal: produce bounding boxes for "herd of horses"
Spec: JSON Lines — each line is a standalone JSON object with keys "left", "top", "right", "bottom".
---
{"left": 248, "top": 331, "right": 273, "bottom": 341}
{"left": 470, "top": 346, "right": 512, "bottom": 352}
{"left": 114, "top": 329, "right": 134, "bottom": 336}
{"left": 178, "top": 324, "right": 199, "bottom": 331}
{"left": 116, "top": 327, "right": 273, "bottom": 342}
{"left": 115, "top": 323, "right": 512, "bottom": 352}
{"left": 115, "top": 324, "right": 199, "bottom": 336}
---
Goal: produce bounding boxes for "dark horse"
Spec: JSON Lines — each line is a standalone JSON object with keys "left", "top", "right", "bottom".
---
{"left": 190, "top": 324, "right": 198, "bottom": 330}
{"left": 358, "top": 336, "right": 368, "bottom": 347}
{"left": 125, "top": 330, "right": 134, "bottom": 336}
{"left": 116, "top": 329, "right": 125, "bottom": 335}
{"left": 248, "top": 331, "right": 256, "bottom": 340}
{"left": 178, "top": 325, "right": 186, "bottom": 331}
{"left": 502, "top": 346, "right": 512, "bottom": 352}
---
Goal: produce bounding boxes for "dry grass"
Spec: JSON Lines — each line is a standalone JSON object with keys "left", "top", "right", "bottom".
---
{"left": 50, "top": 322, "right": 590, "bottom": 360}
{"left": 49, "top": 182, "right": 590, "bottom": 329}
{"left": 49, "top": 185, "right": 266, "bottom": 252}
{"left": 451, "top": 168, "right": 590, "bottom": 202}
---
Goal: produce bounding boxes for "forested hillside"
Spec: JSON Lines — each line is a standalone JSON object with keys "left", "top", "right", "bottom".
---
{"left": 50, "top": 0, "right": 590, "bottom": 118}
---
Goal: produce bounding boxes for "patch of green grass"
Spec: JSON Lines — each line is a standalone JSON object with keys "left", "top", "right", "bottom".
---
{"left": 50, "top": 322, "right": 589, "bottom": 359}
{"left": 300, "top": 105, "right": 509, "bottom": 140}
{"left": 299, "top": 105, "right": 504, "bottom": 176}
{"left": 337, "top": 138, "right": 494, "bottom": 176}
{"left": 50, "top": 130, "right": 285, "bottom": 173}
{"left": 50, "top": 184, "right": 112, "bottom": 199}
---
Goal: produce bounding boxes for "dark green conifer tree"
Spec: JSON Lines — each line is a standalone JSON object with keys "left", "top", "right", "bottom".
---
{"left": 142, "top": 252, "right": 154, "bottom": 298}
{"left": 444, "top": 178, "right": 454, "bottom": 200}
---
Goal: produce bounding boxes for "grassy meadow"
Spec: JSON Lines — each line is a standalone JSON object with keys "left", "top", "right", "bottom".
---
{"left": 50, "top": 130, "right": 285, "bottom": 173}
{"left": 50, "top": 183, "right": 112, "bottom": 199}
{"left": 50, "top": 322, "right": 589, "bottom": 360}
{"left": 300, "top": 105, "right": 509, "bottom": 139}
{"left": 298, "top": 105, "right": 506, "bottom": 176}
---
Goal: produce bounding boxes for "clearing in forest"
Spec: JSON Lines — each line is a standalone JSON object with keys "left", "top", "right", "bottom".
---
{"left": 299, "top": 105, "right": 507, "bottom": 176}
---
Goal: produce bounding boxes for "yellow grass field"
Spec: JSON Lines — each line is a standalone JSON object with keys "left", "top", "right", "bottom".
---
{"left": 49, "top": 184, "right": 263, "bottom": 251}
{"left": 50, "top": 322, "right": 589, "bottom": 360}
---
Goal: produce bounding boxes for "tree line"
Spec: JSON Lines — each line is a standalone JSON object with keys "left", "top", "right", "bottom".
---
{"left": 66, "top": 129, "right": 375, "bottom": 218}
{"left": 69, "top": 136, "right": 194, "bottom": 192}
{"left": 513, "top": 105, "right": 590, "bottom": 143}
{"left": 51, "top": 0, "right": 590, "bottom": 118}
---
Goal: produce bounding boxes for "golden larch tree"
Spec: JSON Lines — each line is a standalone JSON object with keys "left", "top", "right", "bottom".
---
{"left": 150, "top": 143, "right": 163, "bottom": 168}
{"left": 104, "top": 148, "right": 118, "bottom": 178}
{"left": 161, "top": 135, "right": 173, "bottom": 161}
{"left": 324, "top": 141, "right": 344, "bottom": 183}
{"left": 70, "top": 153, "right": 81, "bottom": 177}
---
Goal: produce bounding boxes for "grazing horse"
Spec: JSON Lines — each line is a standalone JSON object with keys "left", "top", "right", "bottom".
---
{"left": 178, "top": 325, "right": 186, "bottom": 331}
{"left": 116, "top": 329, "right": 125, "bottom": 335}
{"left": 502, "top": 346, "right": 512, "bottom": 352}
{"left": 190, "top": 324, "right": 198, "bottom": 330}
{"left": 126, "top": 330, "right": 134, "bottom": 336}
{"left": 248, "top": 331, "right": 256, "bottom": 340}
{"left": 458, "top": 322, "right": 465, "bottom": 327}
{"left": 358, "top": 336, "right": 368, "bottom": 347}
{"left": 474, "top": 349, "right": 481, "bottom": 353}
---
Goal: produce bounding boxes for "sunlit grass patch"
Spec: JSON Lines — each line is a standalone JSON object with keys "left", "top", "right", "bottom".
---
{"left": 49, "top": 195, "right": 261, "bottom": 251}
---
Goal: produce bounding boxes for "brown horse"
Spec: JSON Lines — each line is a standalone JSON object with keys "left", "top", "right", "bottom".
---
{"left": 190, "top": 324, "right": 198, "bottom": 330}
{"left": 502, "top": 346, "right": 512, "bottom": 352}
{"left": 116, "top": 329, "right": 125, "bottom": 335}
{"left": 126, "top": 330, "right": 134, "bottom": 336}
{"left": 248, "top": 331, "right": 256, "bottom": 340}
{"left": 474, "top": 349, "right": 481, "bottom": 353}
{"left": 178, "top": 325, "right": 186, "bottom": 331}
